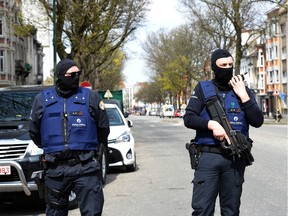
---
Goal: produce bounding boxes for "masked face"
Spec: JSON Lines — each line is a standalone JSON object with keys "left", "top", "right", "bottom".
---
{"left": 214, "top": 57, "right": 233, "bottom": 84}
{"left": 57, "top": 67, "right": 81, "bottom": 90}
{"left": 210, "top": 49, "right": 234, "bottom": 88}
{"left": 55, "top": 59, "right": 80, "bottom": 91}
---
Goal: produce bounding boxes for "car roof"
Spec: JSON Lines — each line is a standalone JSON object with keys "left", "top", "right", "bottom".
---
{"left": 104, "top": 103, "right": 118, "bottom": 108}
{"left": 0, "top": 85, "right": 52, "bottom": 93}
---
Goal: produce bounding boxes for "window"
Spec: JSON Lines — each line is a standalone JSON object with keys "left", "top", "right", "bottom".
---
{"left": 260, "top": 51, "right": 264, "bottom": 66}
{"left": 269, "top": 48, "right": 272, "bottom": 60}
{"left": 106, "top": 108, "right": 124, "bottom": 126}
{"left": 0, "top": 19, "right": 2, "bottom": 36}
{"left": 0, "top": 50, "right": 4, "bottom": 73}
{"left": 274, "top": 22, "right": 278, "bottom": 35}
{"left": 269, "top": 71, "right": 273, "bottom": 83}
{"left": 274, "top": 46, "right": 278, "bottom": 59}
{"left": 282, "top": 47, "right": 286, "bottom": 59}
{"left": 280, "top": 23, "right": 286, "bottom": 36}
{"left": 283, "top": 71, "right": 287, "bottom": 83}
{"left": 258, "top": 74, "right": 264, "bottom": 89}
{"left": 0, "top": 91, "right": 39, "bottom": 121}
{"left": 275, "top": 70, "right": 279, "bottom": 83}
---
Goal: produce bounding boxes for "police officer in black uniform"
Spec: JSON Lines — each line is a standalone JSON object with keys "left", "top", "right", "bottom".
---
{"left": 184, "top": 49, "right": 263, "bottom": 216}
{"left": 29, "top": 59, "right": 110, "bottom": 216}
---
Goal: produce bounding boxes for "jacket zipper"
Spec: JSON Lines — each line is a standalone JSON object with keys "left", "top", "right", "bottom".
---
{"left": 63, "top": 98, "right": 68, "bottom": 148}
{"left": 222, "top": 93, "right": 226, "bottom": 108}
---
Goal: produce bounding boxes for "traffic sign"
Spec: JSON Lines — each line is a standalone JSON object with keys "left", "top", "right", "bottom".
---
{"left": 80, "top": 81, "right": 92, "bottom": 89}
{"left": 104, "top": 89, "right": 113, "bottom": 99}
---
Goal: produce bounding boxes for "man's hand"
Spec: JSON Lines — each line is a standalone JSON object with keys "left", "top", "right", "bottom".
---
{"left": 229, "top": 75, "right": 250, "bottom": 103}
{"left": 208, "top": 120, "right": 231, "bottom": 144}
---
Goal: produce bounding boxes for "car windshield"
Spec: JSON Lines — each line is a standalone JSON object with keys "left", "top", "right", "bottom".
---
{"left": 0, "top": 91, "right": 38, "bottom": 121}
{"left": 106, "top": 107, "right": 125, "bottom": 126}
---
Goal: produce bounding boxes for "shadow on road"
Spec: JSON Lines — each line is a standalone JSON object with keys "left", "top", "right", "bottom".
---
{"left": 105, "top": 165, "right": 139, "bottom": 186}
{"left": 0, "top": 167, "right": 139, "bottom": 215}
{"left": 0, "top": 197, "right": 45, "bottom": 215}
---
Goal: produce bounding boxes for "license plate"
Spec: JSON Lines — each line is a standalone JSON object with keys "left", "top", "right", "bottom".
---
{"left": 0, "top": 166, "right": 11, "bottom": 175}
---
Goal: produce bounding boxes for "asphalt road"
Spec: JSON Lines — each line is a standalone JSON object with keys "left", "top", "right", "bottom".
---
{"left": 1, "top": 115, "right": 287, "bottom": 216}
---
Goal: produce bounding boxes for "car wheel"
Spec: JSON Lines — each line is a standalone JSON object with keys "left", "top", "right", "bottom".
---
{"left": 126, "top": 154, "right": 137, "bottom": 172}
{"left": 97, "top": 144, "right": 108, "bottom": 185}
{"left": 68, "top": 190, "right": 78, "bottom": 210}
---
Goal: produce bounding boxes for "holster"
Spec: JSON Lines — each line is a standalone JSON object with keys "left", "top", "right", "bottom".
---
{"left": 234, "top": 132, "right": 254, "bottom": 166}
{"left": 185, "top": 140, "right": 200, "bottom": 169}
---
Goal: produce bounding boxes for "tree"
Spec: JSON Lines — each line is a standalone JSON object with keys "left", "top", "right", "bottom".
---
{"left": 134, "top": 82, "right": 165, "bottom": 104}
{"left": 180, "top": 0, "right": 281, "bottom": 75}
{"left": 36, "top": 0, "right": 149, "bottom": 88}
{"left": 97, "top": 49, "right": 125, "bottom": 91}
{"left": 143, "top": 24, "right": 213, "bottom": 103}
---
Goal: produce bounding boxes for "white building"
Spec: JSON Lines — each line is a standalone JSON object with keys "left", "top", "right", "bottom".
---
{"left": 22, "top": 0, "right": 53, "bottom": 81}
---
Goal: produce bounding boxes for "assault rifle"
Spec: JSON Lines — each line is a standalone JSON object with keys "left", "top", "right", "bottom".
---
{"left": 206, "top": 96, "right": 254, "bottom": 165}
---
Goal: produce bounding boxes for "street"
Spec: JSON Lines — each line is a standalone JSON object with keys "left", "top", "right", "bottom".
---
{"left": 0, "top": 115, "right": 287, "bottom": 216}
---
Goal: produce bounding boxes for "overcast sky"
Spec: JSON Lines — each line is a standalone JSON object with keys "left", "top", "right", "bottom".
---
{"left": 123, "top": 0, "right": 186, "bottom": 86}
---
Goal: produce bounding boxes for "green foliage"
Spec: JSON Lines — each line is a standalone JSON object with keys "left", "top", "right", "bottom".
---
{"left": 134, "top": 82, "right": 165, "bottom": 104}
{"left": 38, "top": 0, "right": 150, "bottom": 89}
{"left": 143, "top": 25, "right": 211, "bottom": 103}
{"left": 13, "top": 24, "right": 37, "bottom": 37}
{"left": 97, "top": 50, "right": 126, "bottom": 91}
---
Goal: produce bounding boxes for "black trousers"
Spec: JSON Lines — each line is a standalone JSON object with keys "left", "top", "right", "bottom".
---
{"left": 191, "top": 152, "right": 246, "bottom": 216}
{"left": 45, "top": 161, "right": 104, "bottom": 216}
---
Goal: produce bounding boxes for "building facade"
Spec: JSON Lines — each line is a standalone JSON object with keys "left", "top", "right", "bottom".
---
{"left": 0, "top": 0, "right": 44, "bottom": 87}
{"left": 263, "top": 3, "right": 287, "bottom": 116}
{"left": 240, "top": 2, "right": 287, "bottom": 117}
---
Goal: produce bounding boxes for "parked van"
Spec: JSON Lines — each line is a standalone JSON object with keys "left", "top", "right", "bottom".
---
{"left": 159, "top": 104, "right": 174, "bottom": 118}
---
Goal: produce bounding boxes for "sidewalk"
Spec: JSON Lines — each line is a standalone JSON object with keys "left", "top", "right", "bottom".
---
{"left": 264, "top": 116, "right": 287, "bottom": 125}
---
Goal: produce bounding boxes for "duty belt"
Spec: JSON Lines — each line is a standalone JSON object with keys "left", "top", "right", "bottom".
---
{"left": 50, "top": 158, "right": 93, "bottom": 166}
{"left": 198, "top": 145, "right": 229, "bottom": 154}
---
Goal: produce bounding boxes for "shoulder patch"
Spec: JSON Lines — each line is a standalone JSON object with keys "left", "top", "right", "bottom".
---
{"left": 99, "top": 101, "right": 105, "bottom": 110}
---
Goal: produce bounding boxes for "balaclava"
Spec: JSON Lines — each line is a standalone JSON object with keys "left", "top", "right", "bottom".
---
{"left": 55, "top": 59, "right": 79, "bottom": 97}
{"left": 211, "top": 49, "right": 233, "bottom": 90}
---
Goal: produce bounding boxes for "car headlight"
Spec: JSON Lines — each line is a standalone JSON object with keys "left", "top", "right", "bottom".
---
{"left": 115, "top": 131, "right": 130, "bottom": 143}
{"left": 30, "top": 143, "right": 44, "bottom": 156}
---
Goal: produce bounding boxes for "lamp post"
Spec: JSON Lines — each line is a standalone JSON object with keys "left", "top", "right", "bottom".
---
{"left": 53, "top": 0, "right": 57, "bottom": 83}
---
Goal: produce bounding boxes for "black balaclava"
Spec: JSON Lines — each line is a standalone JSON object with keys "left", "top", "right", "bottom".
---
{"left": 55, "top": 59, "right": 79, "bottom": 98}
{"left": 211, "top": 49, "right": 233, "bottom": 90}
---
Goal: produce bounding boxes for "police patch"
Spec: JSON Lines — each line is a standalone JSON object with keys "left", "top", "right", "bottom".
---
{"left": 99, "top": 101, "right": 105, "bottom": 110}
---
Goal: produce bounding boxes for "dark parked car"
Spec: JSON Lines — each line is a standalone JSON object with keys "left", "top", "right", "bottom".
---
{"left": 0, "top": 85, "right": 108, "bottom": 207}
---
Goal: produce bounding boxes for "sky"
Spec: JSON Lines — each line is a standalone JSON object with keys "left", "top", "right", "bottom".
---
{"left": 123, "top": 0, "right": 186, "bottom": 86}
{"left": 122, "top": 1, "right": 276, "bottom": 87}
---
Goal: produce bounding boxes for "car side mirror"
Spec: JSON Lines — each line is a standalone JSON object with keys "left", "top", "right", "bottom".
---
{"left": 124, "top": 112, "right": 129, "bottom": 118}
{"left": 127, "top": 120, "right": 133, "bottom": 128}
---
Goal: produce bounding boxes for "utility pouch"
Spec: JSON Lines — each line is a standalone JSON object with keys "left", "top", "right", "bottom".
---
{"left": 185, "top": 140, "right": 199, "bottom": 169}
{"left": 242, "top": 137, "right": 254, "bottom": 166}
{"left": 235, "top": 132, "right": 254, "bottom": 166}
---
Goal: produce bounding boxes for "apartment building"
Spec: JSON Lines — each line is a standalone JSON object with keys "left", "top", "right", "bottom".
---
{"left": 0, "top": 0, "right": 44, "bottom": 87}
{"left": 264, "top": 4, "right": 287, "bottom": 116}
{"left": 241, "top": 3, "right": 287, "bottom": 117}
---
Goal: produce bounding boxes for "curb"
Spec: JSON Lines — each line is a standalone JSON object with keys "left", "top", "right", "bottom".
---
{"left": 264, "top": 118, "right": 287, "bottom": 125}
